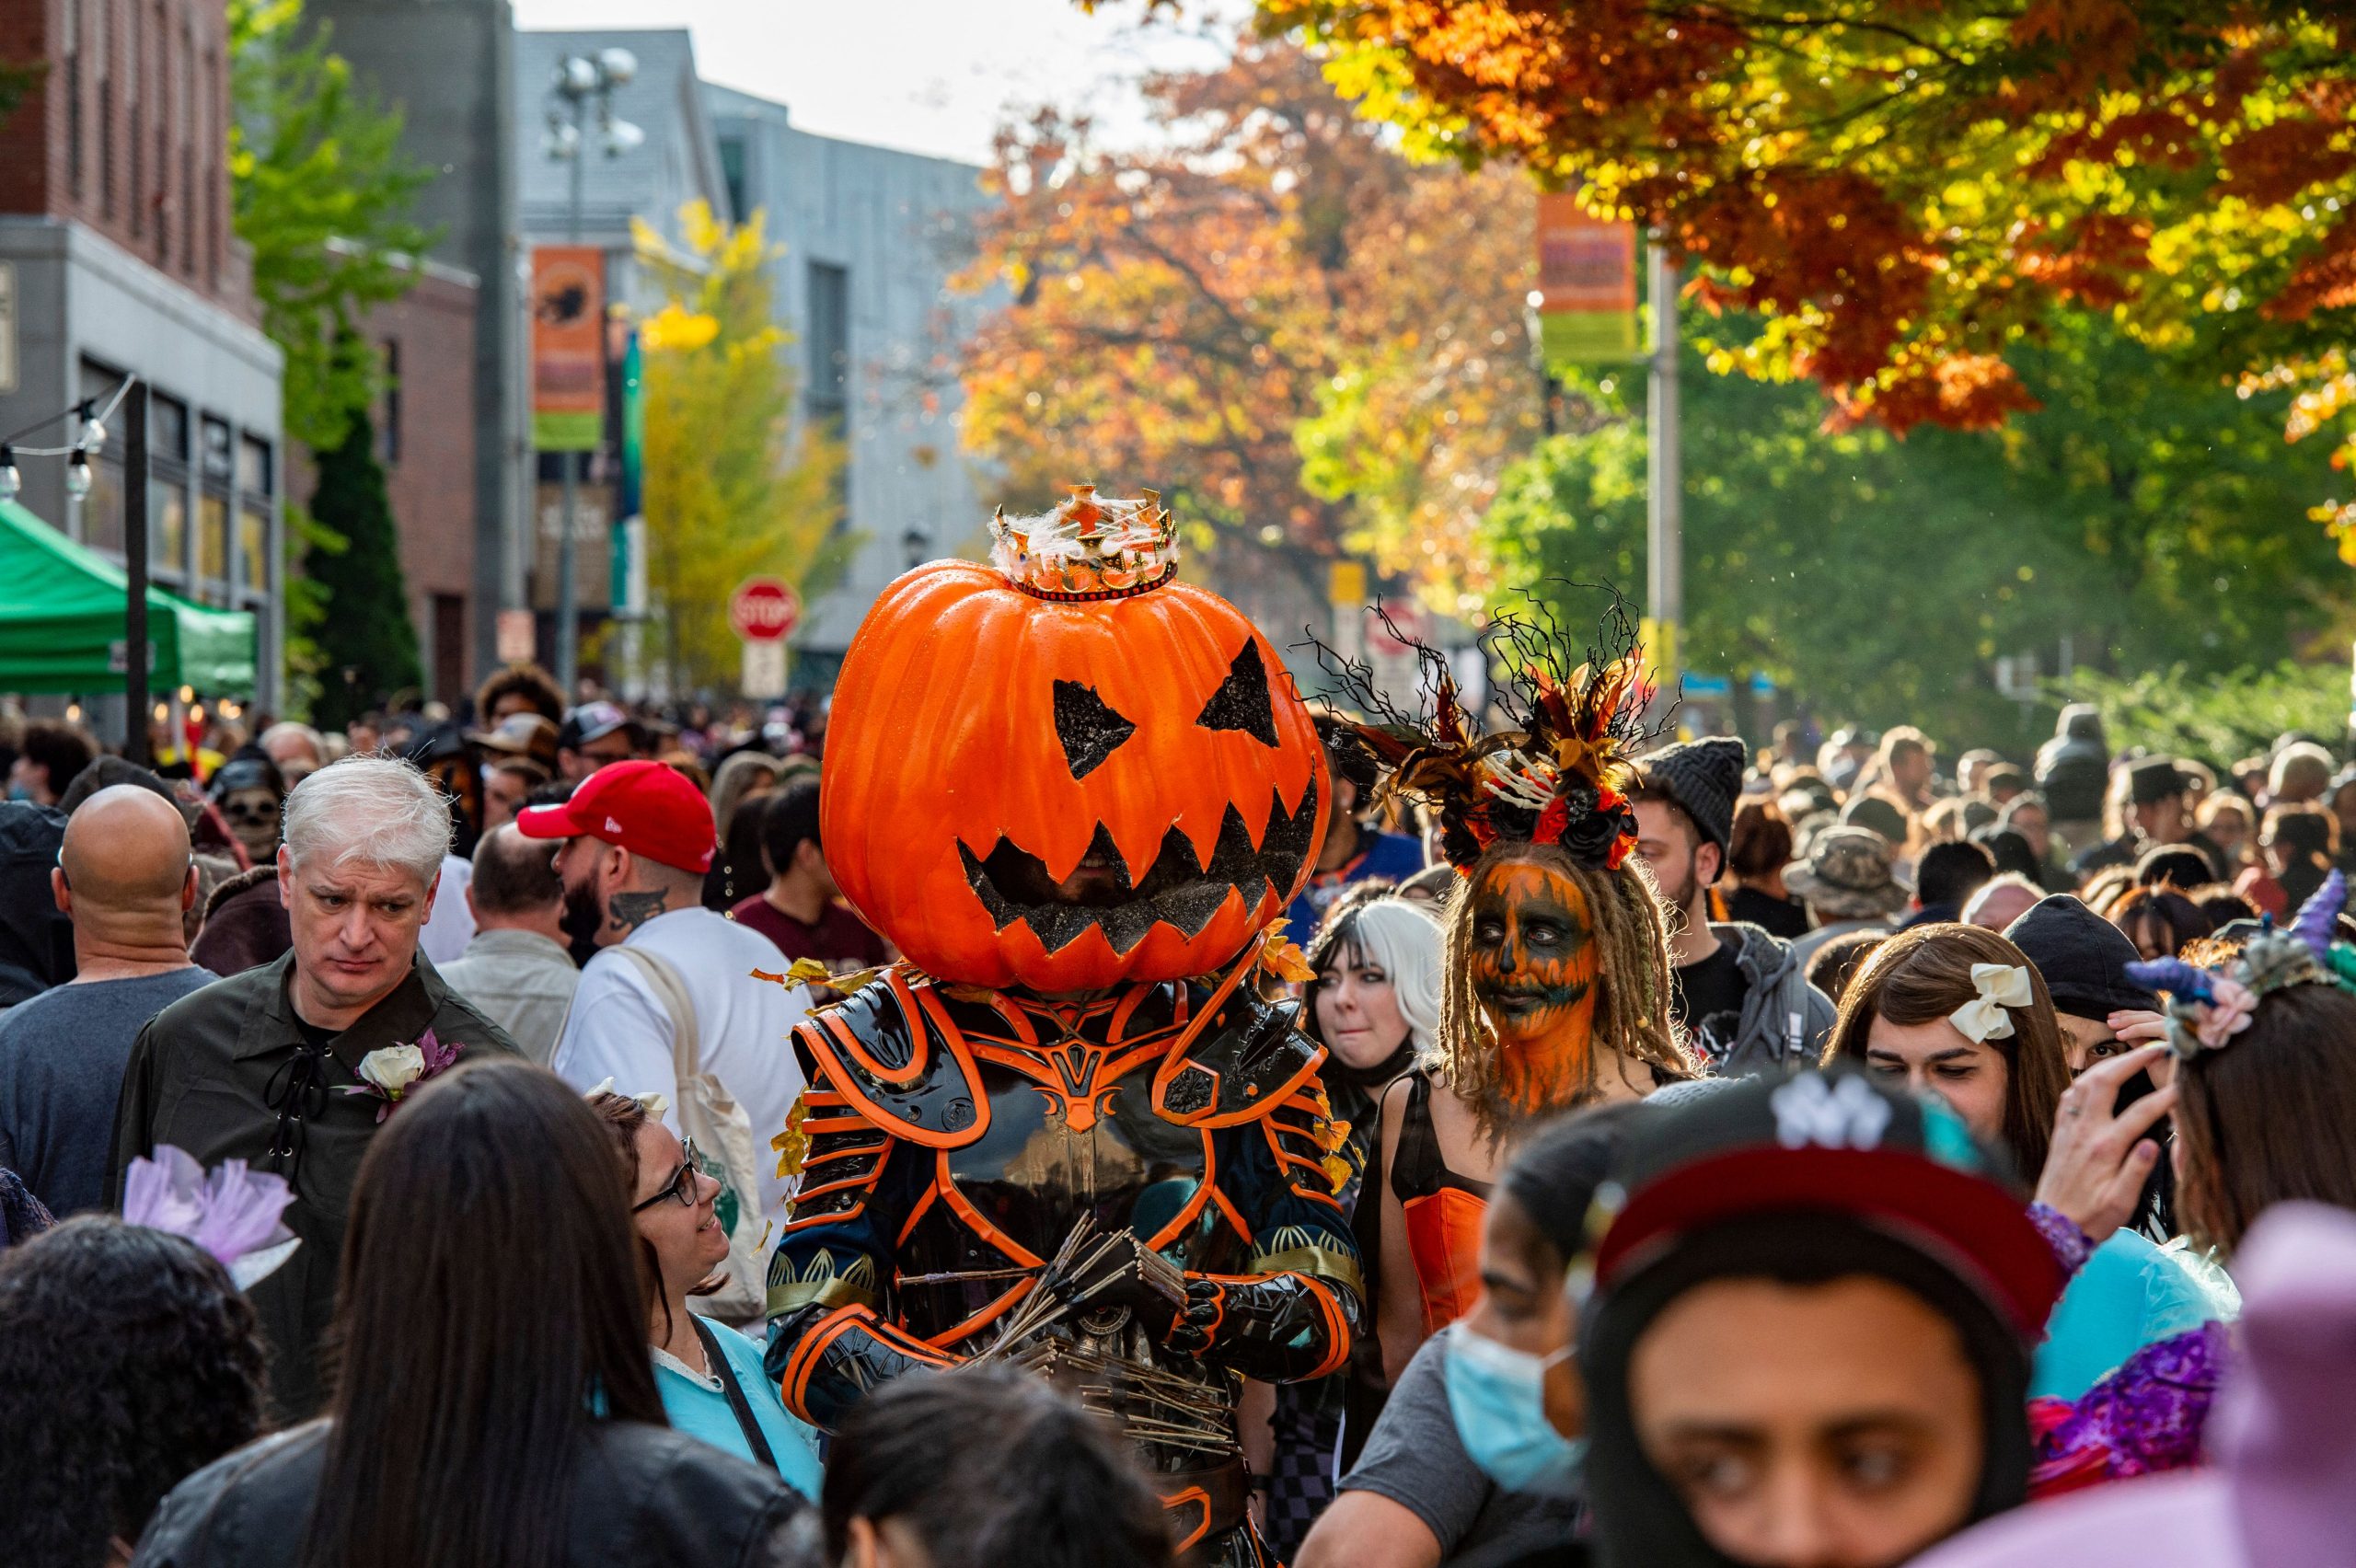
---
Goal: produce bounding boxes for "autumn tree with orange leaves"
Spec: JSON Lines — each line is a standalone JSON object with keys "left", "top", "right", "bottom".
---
{"left": 956, "top": 34, "right": 1542, "bottom": 626}
{"left": 1234, "top": 1, "right": 2356, "bottom": 536}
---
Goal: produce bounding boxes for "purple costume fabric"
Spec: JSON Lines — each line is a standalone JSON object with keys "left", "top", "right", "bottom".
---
{"left": 2021, "top": 1201, "right": 2227, "bottom": 1490}
{"left": 2029, "top": 1320, "right": 2227, "bottom": 1490}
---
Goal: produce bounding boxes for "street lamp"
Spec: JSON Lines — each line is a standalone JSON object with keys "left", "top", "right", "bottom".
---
{"left": 543, "top": 47, "right": 641, "bottom": 700}
{"left": 900, "top": 527, "right": 933, "bottom": 570}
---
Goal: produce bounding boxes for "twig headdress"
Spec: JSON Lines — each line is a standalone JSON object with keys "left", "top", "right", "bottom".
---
{"left": 1312, "top": 589, "right": 1668, "bottom": 872}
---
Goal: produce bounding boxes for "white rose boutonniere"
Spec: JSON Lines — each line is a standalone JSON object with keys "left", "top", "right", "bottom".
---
{"left": 341, "top": 1029, "right": 462, "bottom": 1123}
{"left": 358, "top": 1044, "right": 426, "bottom": 1095}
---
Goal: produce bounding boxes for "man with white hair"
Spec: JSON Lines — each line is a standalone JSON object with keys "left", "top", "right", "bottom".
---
{"left": 260, "top": 721, "right": 327, "bottom": 789}
{"left": 108, "top": 755, "right": 518, "bottom": 1419}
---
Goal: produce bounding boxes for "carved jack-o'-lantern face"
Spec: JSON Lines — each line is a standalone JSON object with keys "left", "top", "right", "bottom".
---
{"left": 1467, "top": 854, "right": 1600, "bottom": 1110}
{"left": 822, "top": 558, "right": 1327, "bottom": 995}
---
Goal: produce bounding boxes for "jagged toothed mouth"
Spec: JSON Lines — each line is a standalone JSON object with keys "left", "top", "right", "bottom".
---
{"left": 957, "top": 779, "right": 1320, "bottom": 955}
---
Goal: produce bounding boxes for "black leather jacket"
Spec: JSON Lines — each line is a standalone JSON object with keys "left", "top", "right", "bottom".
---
{"left": 132, "top": 1420, "right": 806, "bottom": 1568}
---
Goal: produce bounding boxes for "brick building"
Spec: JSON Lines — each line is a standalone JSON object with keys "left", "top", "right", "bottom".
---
{"left": 0, "top": 0, "right": 285, "bottom": 706}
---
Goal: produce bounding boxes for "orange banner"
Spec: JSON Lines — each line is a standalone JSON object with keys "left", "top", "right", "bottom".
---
{"left": 1536, "top": 193, "right": 1639, "bottom": 363}
{"left": 531, "top": 247, "right": 606, "bottom": 451}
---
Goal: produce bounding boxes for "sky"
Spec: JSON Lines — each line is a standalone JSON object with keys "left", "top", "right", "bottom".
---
{"left": 508, "top": 0, "right": 1243, "bottom": 167}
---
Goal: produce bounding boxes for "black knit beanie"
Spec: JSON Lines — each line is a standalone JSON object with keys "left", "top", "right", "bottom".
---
{"left": 2003, "top": 894, "right": 2160, "bottom": 1017}
{"left": 1638, "top": 737, "right": 1747, "bottom": 877}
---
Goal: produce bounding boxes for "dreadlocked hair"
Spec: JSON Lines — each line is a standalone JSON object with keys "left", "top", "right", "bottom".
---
{"left": 1433, "top": 841, "right": 1693, "bottom": 1136}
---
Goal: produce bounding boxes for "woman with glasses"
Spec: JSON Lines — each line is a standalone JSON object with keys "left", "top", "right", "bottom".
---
{"left": 133, "top": 1059, "right": 805, "bottom": 1568}
{"left": 589, "top": 1084, "right": 823, "bottom": 1496}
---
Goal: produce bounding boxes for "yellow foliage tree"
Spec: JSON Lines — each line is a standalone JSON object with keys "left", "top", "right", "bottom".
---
{"left": 633, "top": 202, "right": 850, "bottom": 693}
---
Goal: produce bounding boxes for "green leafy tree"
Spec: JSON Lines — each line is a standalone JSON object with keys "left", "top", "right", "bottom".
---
{"left": 2053, "top": 662, "right": 2349, "bottom": 768}
{"left": 228, "top": 0, "right": 436, "bottom": 715}
{"left": 304, "top": 407, "right": 421, "bottom": 730}
{"left": 632, "top": 202, "right": 849, "bottom": 693}
{"left": 1480, "top": 320, "right": 2346, "bottom": 747}
{"left": 230, "top": 0, "right": 434, "bottom": 451}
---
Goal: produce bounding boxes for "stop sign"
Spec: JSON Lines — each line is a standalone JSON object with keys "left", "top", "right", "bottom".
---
{"left": 729, "top": 577, "right": 801, "bottom": 642}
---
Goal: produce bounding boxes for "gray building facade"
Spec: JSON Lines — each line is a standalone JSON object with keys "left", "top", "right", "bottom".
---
{"left": 703, "top": 84, "right": 993, "bottom": 671}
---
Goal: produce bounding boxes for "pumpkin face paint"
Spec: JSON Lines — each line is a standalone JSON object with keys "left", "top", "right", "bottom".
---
{"left": 1468, "top": 856, "right": 1600, "bottom": 1110}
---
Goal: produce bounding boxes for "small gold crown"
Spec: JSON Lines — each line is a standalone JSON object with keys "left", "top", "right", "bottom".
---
{"left": 990, "top": 485, "right": 1180, "bottom": 600}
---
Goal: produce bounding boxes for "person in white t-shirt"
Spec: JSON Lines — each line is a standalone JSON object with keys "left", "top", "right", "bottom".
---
{"left": 517, "top": 760, "right": 811, "bottom": 1233}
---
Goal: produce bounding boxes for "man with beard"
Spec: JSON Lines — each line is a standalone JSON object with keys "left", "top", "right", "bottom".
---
{"left": 524, "top": 760, "right": 812, "bottom": 1240}
{"left": 1633, "top": 738, "right": 1834, "bottom": 1074}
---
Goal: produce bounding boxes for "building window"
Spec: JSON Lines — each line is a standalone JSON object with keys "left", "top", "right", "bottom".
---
{"left": 718, "top": 134, "right": 747, "bottom": 225}
{"left": 86, "top": 459, "right": 122, "bottom": 554}
{"left": 237, "top": 504, "right": 267, "bottom": 598}
{"left": 237, "top": 433, "right": 271, "bottom": 497}
{"left": 98, "top": 0, "right": 114, "bottom": 223}
{"left": 65, "top": 0, "right": 82, "bottom": 201}
{"left": 151, "top": 391, "right": 190, "bottom": 582}
{"left": 129, "top": 17, "right": 142, "bottom": 239}
{"left": 198, "top": 492, "right": 228, "bottom": 597}
{"left": 152, "top": 393, "right": 188, "bottom": 463}
{"left": 199, "top": 416, "right": 233, "bottom": 602}
{"left": 155, "top": 482, "right": 186, "bottom": 580}
{"left": 807, "top": 261, "right": 849, "bottom": 421}
{"left": 432, "top": 594, "right": 465, "bottom": 704}
{"left": 807, "top": 261, "right": 849, "bottom": 513}
{"left": 381, "top": 339, "right": 401, "bottom": 465}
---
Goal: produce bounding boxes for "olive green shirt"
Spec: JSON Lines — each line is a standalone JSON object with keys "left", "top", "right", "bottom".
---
{"left": 108, "top": 950, "right": 518, "bottom": 1419}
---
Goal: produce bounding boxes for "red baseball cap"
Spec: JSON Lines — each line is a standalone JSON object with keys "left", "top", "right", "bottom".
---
{"left": 514, "top": 759, "right": 716, "bottom": 874}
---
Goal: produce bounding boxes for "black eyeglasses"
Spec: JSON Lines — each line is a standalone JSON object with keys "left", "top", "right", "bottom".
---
{"left": 631, "top": 1136, "right": 705, "bottom": 1213}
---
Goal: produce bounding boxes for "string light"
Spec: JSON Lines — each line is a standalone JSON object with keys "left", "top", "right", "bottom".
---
{"left": 64, "top": 703, "right": 82, "bottom": 723}
{"left": 0, "top": 445, "right": 17, "bottom": 504}
{"left": 64, "top": 449, "right": 91, "bottom": 500}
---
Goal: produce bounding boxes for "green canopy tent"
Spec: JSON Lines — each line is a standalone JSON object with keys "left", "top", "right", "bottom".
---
{"left": 0, "top": 499, "right": 256, "bottom": 696}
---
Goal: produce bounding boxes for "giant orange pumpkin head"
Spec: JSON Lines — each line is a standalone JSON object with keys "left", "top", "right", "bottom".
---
{"left": 821, "top": 488, "right": 1328, "bottom": 996}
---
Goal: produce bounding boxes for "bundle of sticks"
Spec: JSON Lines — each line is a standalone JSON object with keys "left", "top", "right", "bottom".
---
{"left": 957, "top": 1216, "right": 1235, "bottom": 1458}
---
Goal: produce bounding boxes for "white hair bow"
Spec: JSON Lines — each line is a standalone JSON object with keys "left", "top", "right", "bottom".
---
{"left": 1949, "top": 963, "right": 2032, "bottom": 1043}
{"left": 585, "top": 1077, "right": 671, "bottom": 1117}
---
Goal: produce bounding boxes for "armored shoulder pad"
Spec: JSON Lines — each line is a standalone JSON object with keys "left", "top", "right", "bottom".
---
{"left": 1151, "top": 977, "right": 1326, "bottom": 1128}
{"left": 794, "top": 968, "right": 992, "bottom": 1147}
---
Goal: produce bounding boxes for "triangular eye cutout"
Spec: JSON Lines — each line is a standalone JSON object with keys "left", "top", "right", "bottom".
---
{"left": 1052, "top": 680, "right": 1138, "bottom": 778}
{"left": 1195, "top": 640, "right": 1279, "bottom": 747}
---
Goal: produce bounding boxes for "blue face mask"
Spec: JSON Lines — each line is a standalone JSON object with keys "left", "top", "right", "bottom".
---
{"left": 1442, "top": 1320, "right": 1587, "bottom": 1495}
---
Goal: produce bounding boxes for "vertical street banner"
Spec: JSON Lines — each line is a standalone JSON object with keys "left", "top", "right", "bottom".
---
{"left": 531, "top": 247, "right": 605, "bottom": 451}
{"left": 1536, "top": 192, "right": 1639, "bottom": 366}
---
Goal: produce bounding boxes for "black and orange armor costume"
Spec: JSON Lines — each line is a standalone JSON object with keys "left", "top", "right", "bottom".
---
{"left": 765, "top": 959, "right": 1362, "bottom": 1564}
{"left": 766, "top": 488, "right": 1364, "bottom": 1565}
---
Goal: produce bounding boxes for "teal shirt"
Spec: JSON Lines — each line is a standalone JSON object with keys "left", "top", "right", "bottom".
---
{"left": 2032, "top": 1229, "right": 2235, "bottom": 1401}
{"left": 654, "top": 1320, "right": 825, "bottom": 1499}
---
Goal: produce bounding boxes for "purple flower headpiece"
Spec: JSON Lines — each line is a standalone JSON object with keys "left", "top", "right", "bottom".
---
{"left": 121, "top": 1145, "right": 301, "bottom": 1289}
{"left": 2126, "top": 869, "right": 2356, "bottom": 1059}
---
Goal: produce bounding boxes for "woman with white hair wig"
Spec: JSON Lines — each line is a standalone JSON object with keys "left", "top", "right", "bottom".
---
{"left": 1257, "top": 892, "right": 1445, "bottom": 1554}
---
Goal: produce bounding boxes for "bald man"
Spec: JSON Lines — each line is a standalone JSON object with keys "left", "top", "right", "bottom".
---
{"left": 0, "top": 785, "right": 216, "bottom": 1213}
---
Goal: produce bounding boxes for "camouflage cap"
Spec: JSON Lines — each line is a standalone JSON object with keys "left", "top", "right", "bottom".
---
{"left": 1784, "top": 825, "right": 1912, "bottom": 919}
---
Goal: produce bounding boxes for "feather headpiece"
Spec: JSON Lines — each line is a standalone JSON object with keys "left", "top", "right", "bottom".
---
{"left": 2128, "top": 869, "right": 2356, "bottom": 1058}
{"left": 1312, "top": 589, "right": 1668, "bottom": 872}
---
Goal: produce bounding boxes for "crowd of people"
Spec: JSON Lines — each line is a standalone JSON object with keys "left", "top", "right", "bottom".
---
{"left": 4, "top": 536, "right": 2356, "bottom": 1568}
